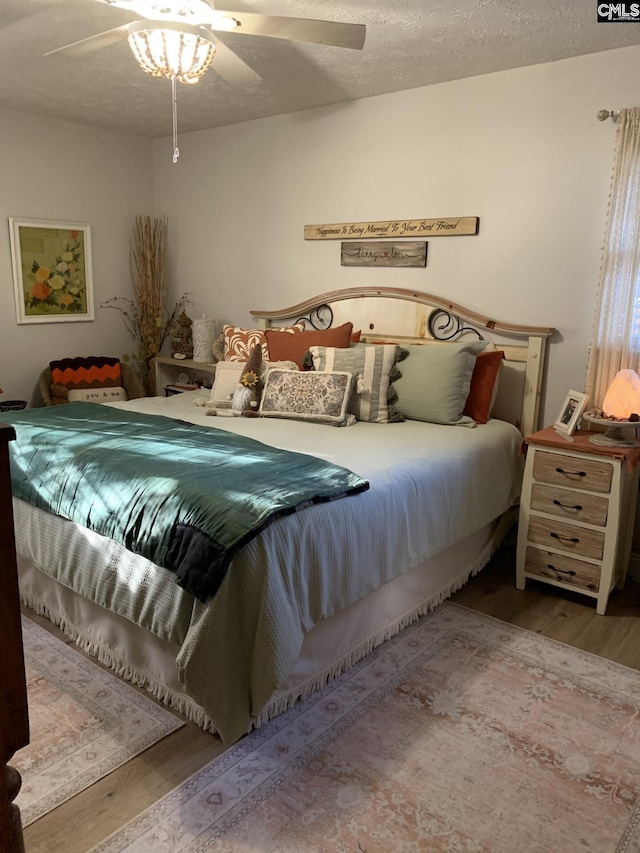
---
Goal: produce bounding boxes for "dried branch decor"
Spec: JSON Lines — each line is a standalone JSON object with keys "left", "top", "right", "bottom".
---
{"left": 101, "top": 215, "right": 189, "bottom": 389}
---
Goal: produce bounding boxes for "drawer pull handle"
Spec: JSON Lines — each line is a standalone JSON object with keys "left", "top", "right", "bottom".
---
{"left": 552, "top": 499, "right": 583, "bottom": 512}
{"left": 547, "top": 564, "right": 577, "bottom": 577}
{"left": 555, "top": 467, "right": 586, "bottom": 478}
{"left": 550, "top": 532, "right": 580, "bottom": 544}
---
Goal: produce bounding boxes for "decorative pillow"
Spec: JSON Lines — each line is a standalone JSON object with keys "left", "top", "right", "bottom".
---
{"left": 208, "top": 360, "right": 299, "bottom": 409}
{"left": 393, "top": 341, "right": 488, "bottom": 426}
{"left": 309, "top": 343, "right": 403, "bottom": 424}
{"left": 67, "top": 386, "right": 128, "bottom": 403}
{"left": 223, "top": 324, "right": 304, "bottom": 362}
{"left": 264, "top": 360, "right": 299, "bottom": 374}
{"left": 208, "top": 361, "right": 244, "bottom": 408}
{"left": 50, "top": 356, "right": 122, "bottom": 390}
{"left": 259, "top": 369, "right": 357, "bottom": 427}
{"left": 265, "top": 322, "right": 354, "bottom": 370}
{"left": 463, "top": 349, "right": 505, "bottom": 424}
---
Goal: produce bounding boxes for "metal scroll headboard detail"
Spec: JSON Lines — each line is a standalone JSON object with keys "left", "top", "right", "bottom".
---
{"left": 428, "top": 309, "right": 484, "bottom": 341}
{"left": 296, "top": 304, "right": 334, "bottom": 330}
{"left": 294, "top": 304, "right": 483, "bottom": 340}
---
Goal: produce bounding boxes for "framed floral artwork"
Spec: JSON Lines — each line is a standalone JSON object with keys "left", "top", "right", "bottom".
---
{"left": 9, "top": 218, "right": 94, "bottom": 324}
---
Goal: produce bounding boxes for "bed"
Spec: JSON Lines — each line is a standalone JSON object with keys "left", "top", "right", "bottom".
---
{"left": 11, "top": 287, "right": 554, "bottom": 744}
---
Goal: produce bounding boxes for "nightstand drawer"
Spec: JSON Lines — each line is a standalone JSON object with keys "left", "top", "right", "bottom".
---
{"left": 527, "top": 516, "right": 605, "bottom": 560}
{"left": 530, "top": 483, "right": 609, "bottom": 527}
{"left": 524, "top": 547, "right": 600, "bottom": 592}
{"left": 533, "top": 451, "right": 613, "bottom": 493}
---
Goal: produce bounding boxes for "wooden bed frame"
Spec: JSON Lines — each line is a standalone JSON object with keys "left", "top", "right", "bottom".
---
{"left": 15, "top": 286, "right": 555, "bottom": 741}
{"left": 251, "top": 286, "right": 555, "bottom": 436}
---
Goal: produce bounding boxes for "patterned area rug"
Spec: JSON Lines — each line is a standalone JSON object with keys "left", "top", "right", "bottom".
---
{"left": 14, "top": 616, "right": 185, "bottom": 826}
{"left": 90, "top": 602, "right": 640, "bottom": 853}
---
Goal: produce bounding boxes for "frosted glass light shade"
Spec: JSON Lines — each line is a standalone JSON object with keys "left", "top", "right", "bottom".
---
{"left": 602, "top": 369, "right": 640, "bottom": 419}
{"left": 128, "top": 22, "right": 215, "bottom": 84}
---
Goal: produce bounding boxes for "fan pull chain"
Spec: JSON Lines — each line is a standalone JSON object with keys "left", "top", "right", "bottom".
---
{"left": 172, "top": 77, "right": 180, "bottom": 163}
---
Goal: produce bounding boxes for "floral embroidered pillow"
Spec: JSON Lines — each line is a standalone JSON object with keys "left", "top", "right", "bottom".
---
{"left": 259, "top": 369, "right": 357, "bottom": 426}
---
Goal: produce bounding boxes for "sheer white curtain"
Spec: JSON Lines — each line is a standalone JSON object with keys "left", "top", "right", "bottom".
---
{"left": 586, "top": 107, "right": 640, "bottom": 408}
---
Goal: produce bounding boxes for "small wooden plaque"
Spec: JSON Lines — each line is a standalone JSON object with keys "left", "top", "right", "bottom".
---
{"left": 341, "top": 241, "right": 427, "bottom": 268}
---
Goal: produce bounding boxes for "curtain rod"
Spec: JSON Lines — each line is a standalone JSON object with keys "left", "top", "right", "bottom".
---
{"left": 597, "top": 109, "right": 620, "bottom": 122}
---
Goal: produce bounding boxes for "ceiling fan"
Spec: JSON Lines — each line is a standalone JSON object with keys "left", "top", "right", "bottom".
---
{"left": 45, "top": 1, "right": 365, "bottom": 162}
{"left": 45, "top": 0, "right": 367, "bottom": 86}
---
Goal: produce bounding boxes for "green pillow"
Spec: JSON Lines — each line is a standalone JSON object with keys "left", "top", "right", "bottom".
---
{"left": 394, "top": 341, "right": 487, "bottom": 426}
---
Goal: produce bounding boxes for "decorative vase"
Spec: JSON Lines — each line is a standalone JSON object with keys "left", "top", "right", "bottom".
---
{"left": 192, "top": 316, "right": 218, "bottom": 362}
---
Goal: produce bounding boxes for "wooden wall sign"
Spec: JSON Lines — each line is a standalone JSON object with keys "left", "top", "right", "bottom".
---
{"left": 305, "top": 216, "right": 478, "bottom": 240}
{"left": 341, "top": 241, "right": 427, "bottom": 268}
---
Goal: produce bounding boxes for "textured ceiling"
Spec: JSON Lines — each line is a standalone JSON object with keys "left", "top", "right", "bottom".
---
{"left": 0, "top": 0, "right": 637, "bottom": 138}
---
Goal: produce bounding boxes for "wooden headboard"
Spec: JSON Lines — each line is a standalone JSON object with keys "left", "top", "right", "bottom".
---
{"left": 251, "top": 286, "right": 555, "bottom": 437}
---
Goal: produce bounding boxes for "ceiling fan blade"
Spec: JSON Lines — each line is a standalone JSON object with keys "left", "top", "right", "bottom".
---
{"left": 214, "top": 12, "right": 366, "bottom": 50}
{"left": 212, "top": 39, "right": 261, "bottom": 86}
{"left": 44, "top": 24, "right": 131, "bottom": 57}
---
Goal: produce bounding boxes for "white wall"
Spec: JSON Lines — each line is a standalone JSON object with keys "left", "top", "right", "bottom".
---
{"left": 153, "top": 45, "right": 640, "bottom": 428}
{"left": 0, "top": 109, "right": 154, "bottom": 406}
{"left": 3, "top": 46, "right": 637, "bottom": 424}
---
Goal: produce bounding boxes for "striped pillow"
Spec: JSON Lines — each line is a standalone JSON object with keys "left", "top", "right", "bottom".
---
{"left": 309, "top": 343, "right": 403, "bottom": 424}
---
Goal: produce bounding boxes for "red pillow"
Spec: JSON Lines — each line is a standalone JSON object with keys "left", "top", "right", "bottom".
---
{"left": 265, "top": 322, "right": 354, "bottom": 369}
{"left": 463, "top": 350, "right": 505, "bottom": 424}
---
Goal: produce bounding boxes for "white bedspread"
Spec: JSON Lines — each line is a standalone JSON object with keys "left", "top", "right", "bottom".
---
{"left": 15, "top": 390, "right": 523, "bottom": 742}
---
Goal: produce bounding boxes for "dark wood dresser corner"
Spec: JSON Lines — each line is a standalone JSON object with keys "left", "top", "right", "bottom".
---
{"left": 0, "top": 422, "right": 29, "bottom": 853}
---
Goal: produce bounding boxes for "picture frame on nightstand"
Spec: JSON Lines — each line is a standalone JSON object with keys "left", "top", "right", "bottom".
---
{"left": 554, "top": 389, "right": 589, "bottom": 436}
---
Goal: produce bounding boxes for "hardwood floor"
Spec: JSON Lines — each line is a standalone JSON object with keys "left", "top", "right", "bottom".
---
{"left": 21, "top": 527, "right": 640, "bottom": 852}
{"left": 454, "top": 527, "right": 640, "bottom": 669}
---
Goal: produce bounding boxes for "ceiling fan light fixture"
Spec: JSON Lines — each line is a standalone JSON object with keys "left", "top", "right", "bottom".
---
{"left": 104, "top": 0, "right": 234, "bottom": 26}
{"left": 127, "top": 21, "right": 215, "bottom": 83}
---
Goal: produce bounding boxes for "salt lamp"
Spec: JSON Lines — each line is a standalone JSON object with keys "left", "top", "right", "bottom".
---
{"left": 602, "top": 369, "right": 640, "bottom": 420}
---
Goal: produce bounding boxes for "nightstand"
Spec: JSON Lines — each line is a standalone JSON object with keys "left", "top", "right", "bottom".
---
{"left": 152, "top": 356, "right": 216, "bottom": 396}
{"left": 516, "top": 426, "right": 640, "bottom": 614}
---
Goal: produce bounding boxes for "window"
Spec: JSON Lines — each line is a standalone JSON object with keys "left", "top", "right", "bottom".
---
{"left": 585, "top": 108, "right": 640, "bottom": 407}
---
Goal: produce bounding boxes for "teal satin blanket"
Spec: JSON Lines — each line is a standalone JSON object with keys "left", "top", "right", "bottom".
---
{"left": 5, "top": 402, "right": 369, "bottom": 601}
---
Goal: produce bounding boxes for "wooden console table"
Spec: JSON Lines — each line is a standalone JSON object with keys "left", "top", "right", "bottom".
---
{"left": 152, "top": 356, "right": 217, "bottom": 396}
